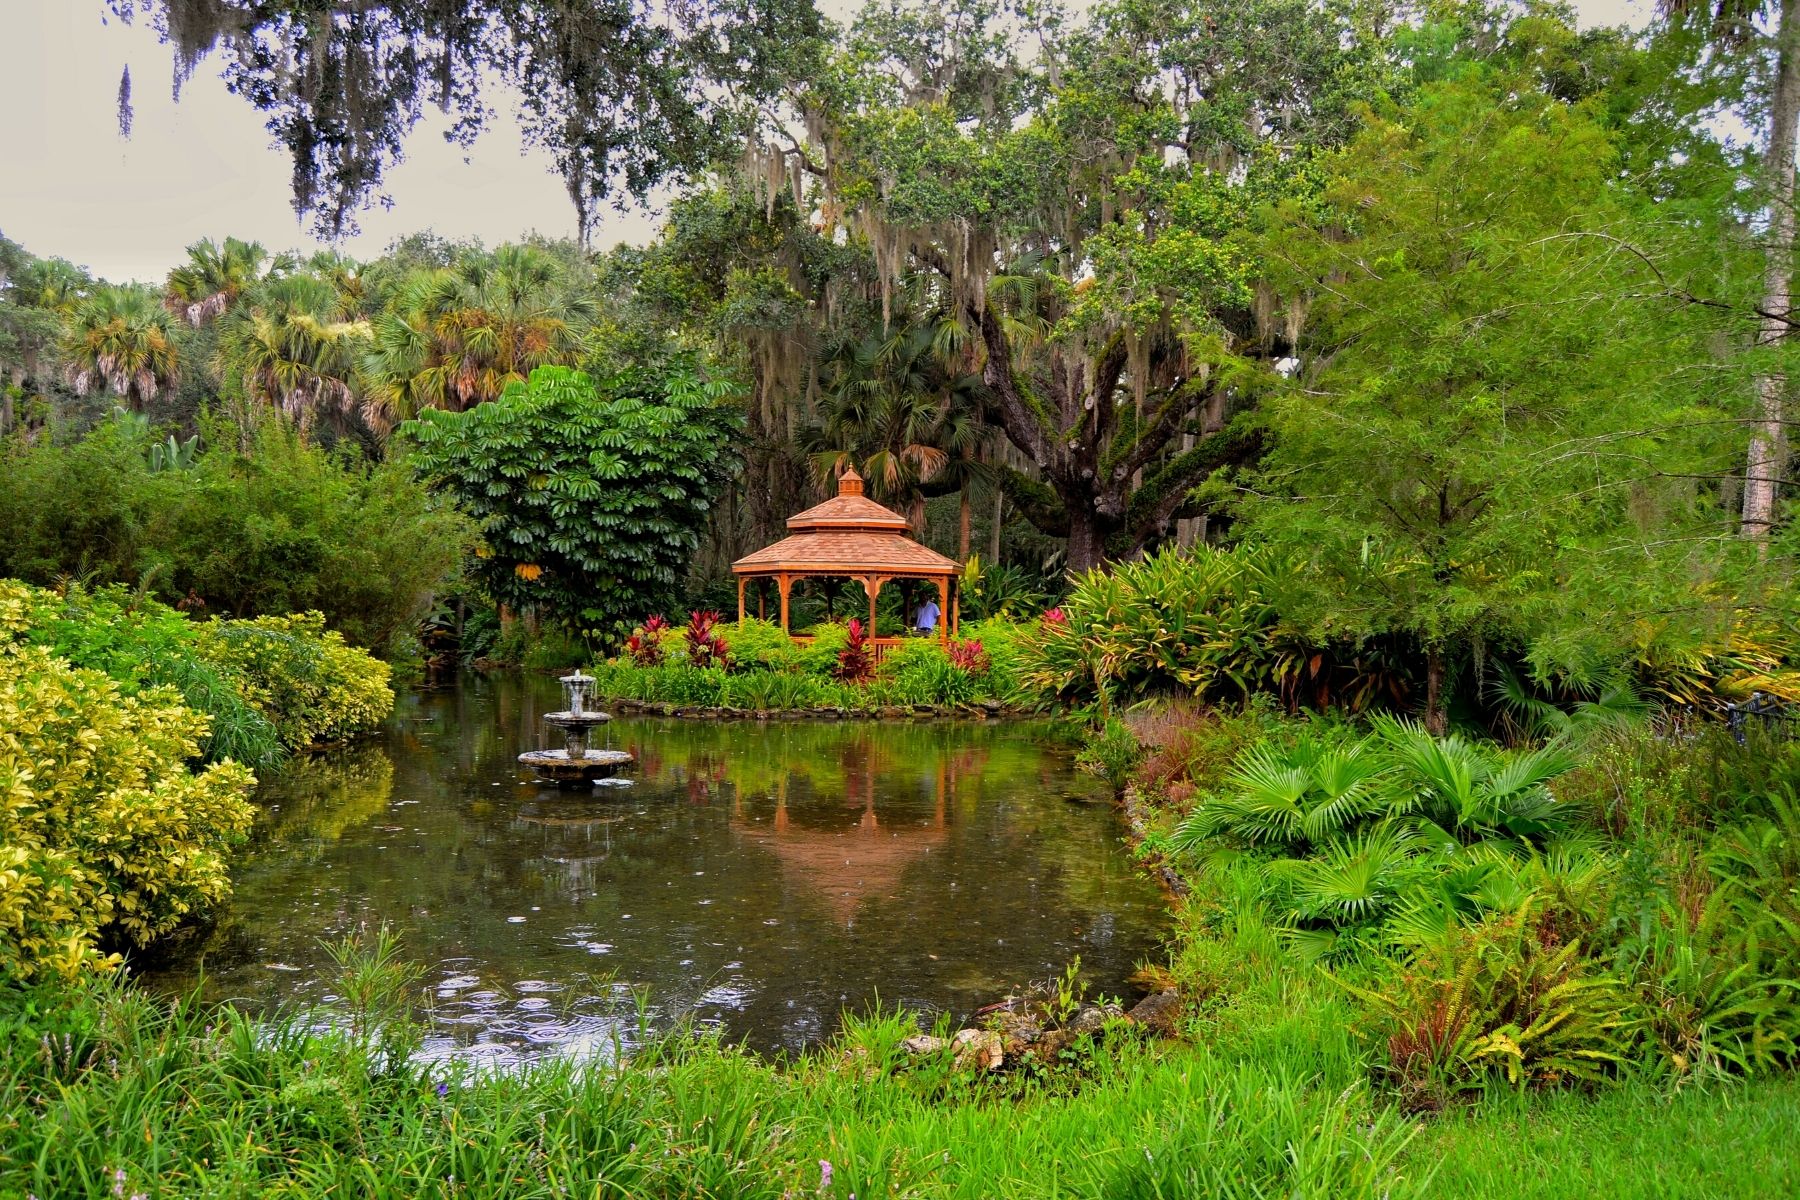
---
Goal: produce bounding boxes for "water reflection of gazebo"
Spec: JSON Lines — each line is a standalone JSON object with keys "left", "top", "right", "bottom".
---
{"left": 733, "top": 761, "right": 951, "bottom": 924}
{"left": 731, "top": 466, "right": 960, "bottom": 650}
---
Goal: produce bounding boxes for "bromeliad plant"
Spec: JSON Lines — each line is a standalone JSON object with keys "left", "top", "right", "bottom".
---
{"left": 836, "top": 618, "right": 873, "bottom": 683}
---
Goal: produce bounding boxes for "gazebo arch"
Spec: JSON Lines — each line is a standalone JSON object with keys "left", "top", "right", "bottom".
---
{"left": 731, "top": 466, "right": 960, "bottom": 652}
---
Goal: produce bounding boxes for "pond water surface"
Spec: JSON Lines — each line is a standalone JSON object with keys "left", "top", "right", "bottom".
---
{"left": 146, "top": 673, "right": 1169, "bottom": 1062}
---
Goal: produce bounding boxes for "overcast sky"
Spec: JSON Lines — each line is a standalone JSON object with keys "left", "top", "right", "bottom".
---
{"left": 1, "top": 0, "right": 1650, "bottom": 283}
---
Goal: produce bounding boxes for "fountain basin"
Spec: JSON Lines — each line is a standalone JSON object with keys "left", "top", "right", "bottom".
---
{"left": 518, "top": 748, "right": 633, "bottom": 786}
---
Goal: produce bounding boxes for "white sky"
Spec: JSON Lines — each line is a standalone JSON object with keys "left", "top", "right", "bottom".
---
{"left": 0, "top": 0, "right": 1650, "bottom": 283}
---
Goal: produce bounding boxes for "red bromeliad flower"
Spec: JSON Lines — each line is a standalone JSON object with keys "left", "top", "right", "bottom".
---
{"left": 1041, "top": 607, "right": 1068, "bottom": 627}
{"left": 948, "top": 637, "right": 989, "bottom": 673}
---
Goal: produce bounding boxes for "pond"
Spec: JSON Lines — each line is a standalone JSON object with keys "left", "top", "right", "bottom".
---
{"left": 145, "top": 672, "right": 1170, "bottom": 1063}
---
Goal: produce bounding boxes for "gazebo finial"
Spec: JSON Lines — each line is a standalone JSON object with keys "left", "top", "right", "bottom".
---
{"left": 838, "top": 464, "right": 865, "bottom": 496}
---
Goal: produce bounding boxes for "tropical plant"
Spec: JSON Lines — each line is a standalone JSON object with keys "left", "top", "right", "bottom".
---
{"left": 213, "top": 272, "right": 373, "bottom": 432}
{"left": 402, "top": 363, "right": 743, "bottom": 631}
{"left": 0, "top": 641, "right": 255, "bottom": 980}
{"left": 63, "top": 285, "right": 179, "bottom": 409}
{"left": 1341, "top": 903, "right": 1640, "bottom": 1108}
{"left": 1018, "top": 545, "right": 1305, "bottom": 709}
{"left": 684, "top": 610, "right": 730, "bottom": 670}
{"left": 164, "top": 235, "right": 277, "bottom": 326}
{"left": 625, "top": 615, "right": 669, "bottom": 666}
{"left": 836, "top": 618, "right": 873, "bottom": 683}
{"left": 361, "top": 245, "right": 596, "bottom": 429}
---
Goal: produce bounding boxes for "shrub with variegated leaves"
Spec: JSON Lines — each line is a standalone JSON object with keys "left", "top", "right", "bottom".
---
{"left": 0, "top": 645, "right": 255, "bottom": 980}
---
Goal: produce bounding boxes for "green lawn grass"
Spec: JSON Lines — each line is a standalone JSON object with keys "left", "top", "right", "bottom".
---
{"left": 1417, "top": 1077, "right": 1800, "bottom": 1200}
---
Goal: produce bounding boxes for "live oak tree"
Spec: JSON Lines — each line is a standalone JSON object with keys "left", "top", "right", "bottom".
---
{"left": 110, "top": 0, "right": 826, "bottom": 244}
{"left": 749, "top": 0, "right": 1393, "bottom": 569}
{"left": 401, "top": 363, "right": 745, "bottom": 629}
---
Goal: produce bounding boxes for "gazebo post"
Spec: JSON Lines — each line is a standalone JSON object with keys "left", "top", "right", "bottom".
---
{"left": 936, "top": 576, "right": 951, "bottom": 645}
{"left": 951, "top": 581, "right": 960, "bottom": 636}
{"left": 737, "top": 577, "right": 746, "bottom": 624}
{"left": 864, "top": 576, "right": 881, "bottom": 636}
{"left": 757, "top": 581, "right": 766, "bottom": 621}
{"left": 777, "top": 574, "right": 793, "bottom": 633}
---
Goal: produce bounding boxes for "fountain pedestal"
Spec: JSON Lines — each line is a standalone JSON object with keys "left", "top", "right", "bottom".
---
{"left": 519, "top": 671, "right": 634, "bottom": 787}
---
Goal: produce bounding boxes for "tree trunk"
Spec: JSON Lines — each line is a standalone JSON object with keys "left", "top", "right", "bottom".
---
{"left": 1744, "top": 0, "right": 1800, "bottom": 542}
{"left": 958, "top": 481, "right": 972, "bottom": 561}
{"left": 1424, "top": 647, "right": 1448, "bottom": 736}
{"left": 1067, "top": 510, "right": 1107, "bottom": 574}
{"left": 989, "top": 485, "right": 1003, "bottom": 562}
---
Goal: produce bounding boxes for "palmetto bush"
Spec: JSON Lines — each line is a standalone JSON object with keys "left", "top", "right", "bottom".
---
{"left": 1173, "top": 717, "right": 1581, "bottom": 956}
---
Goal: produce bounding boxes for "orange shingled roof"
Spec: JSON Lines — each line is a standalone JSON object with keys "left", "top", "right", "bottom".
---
{"left": 732, "top": 466, "right": 960, "bottom": 578}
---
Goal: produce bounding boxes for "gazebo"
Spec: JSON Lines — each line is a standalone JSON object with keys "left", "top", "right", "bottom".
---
{"left": 731, "top": 466, "right": 960, "bottom": 650}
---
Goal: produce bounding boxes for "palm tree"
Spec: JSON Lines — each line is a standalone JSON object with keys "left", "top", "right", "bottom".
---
{"left": 63, "top": 284, "right": 179, "bottom": 409}
{"left": 165, "top": 236, "right": 278, "bottom": 327}
{"left": 213, "top": 273, "right": 372, "bottom": 432}
{"left": 359, "top": 244, "right": 595, "bottom": 430}
{"left": 12, "top": 256, "right": 90, "bottom": 313}
{"left": 811, "top": 310, "right": 992, "bottom": 555}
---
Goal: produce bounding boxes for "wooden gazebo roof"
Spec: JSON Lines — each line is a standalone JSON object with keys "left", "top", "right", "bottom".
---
{"left": 730, "top": 466, "right": 961, "bottom": 639}
{"left": 731, "top": 467, "right": 960, "bottom": 579}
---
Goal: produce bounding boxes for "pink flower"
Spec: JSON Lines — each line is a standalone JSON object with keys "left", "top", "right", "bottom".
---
{"left": 819, "top": 1159, "right": 833, "bottom": 1191}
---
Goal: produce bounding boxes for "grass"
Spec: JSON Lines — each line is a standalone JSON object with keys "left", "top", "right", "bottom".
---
{"left": 2, "top": 970, "right": 1417, "bottom": 1199}
{"left": 1419, "top": 1077, "right": 1800, "bottom": 1199}
{"left": 9, "top": 960, "right": 1797, "bottom": 1199}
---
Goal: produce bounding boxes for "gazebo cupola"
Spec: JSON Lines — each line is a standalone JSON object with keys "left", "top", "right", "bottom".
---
{"left": 731, "top": 466, "right": 960, "bottom": 642}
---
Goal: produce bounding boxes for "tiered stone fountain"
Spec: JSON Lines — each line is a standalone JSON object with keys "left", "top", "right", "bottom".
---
{"left": 518, "top": 671, "right": 633, "bottom": 787}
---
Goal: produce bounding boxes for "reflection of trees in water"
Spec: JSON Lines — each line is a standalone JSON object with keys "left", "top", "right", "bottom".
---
{"left": 260, "top": 744, "right": 396, "bottom": 844}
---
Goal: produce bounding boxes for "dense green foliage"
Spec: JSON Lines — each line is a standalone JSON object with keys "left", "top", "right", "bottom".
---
{"left": 0, "top": 414, "right": 466, "bottom": 654}
{"left": 0, "top": 626, "right": 255, "bottom": 980}
{"left": 4, "top": 580, "right": 396, "bottom": 766}
{"left": 192, "top": 613, "right": 395, "bottom": 750}
{"left": 1130, "top": 703, "right": 1800, "bottom": 1106}
{"left": 403, "top": 365, "right": 744, "bottom": 630}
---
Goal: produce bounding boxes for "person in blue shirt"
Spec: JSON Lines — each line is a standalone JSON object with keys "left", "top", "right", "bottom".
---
{"left": 913, "top": 598, "right": 940, "bottom": 635}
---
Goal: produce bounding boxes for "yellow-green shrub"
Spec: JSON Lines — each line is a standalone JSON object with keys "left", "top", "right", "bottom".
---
{"left": 0, "top": 646, "right": 255, "bottom": 980}
{"left": 195, "top": 613, "right": 394, "bottom": 749}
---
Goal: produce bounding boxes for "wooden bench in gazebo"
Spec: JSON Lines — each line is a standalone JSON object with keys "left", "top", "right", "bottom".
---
{"left": 730, "top": 466, "right": 960, "bottom": 657}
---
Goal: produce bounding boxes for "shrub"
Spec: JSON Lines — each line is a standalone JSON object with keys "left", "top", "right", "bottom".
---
{"left": 716, "top": 617, "right": 799, "bottom": 671}
{"left": 0, "top": 645, "right": 256, "bottom": 979}
{"left": 683, "top": 610, "right": 730, "bottom": 670}
{"left": 1172, "top": 717, "right": 1581, "bottom": 955}
{"left": 1343, "top": 904, "right": 1639, "bottom": 1108}
{"left": 3, "top": 580, "right": 282, "bottom": 769}
{"left": 836, "top": 618, "right": 873, "bottom": 683}
{"left": 1017, "top": 545, "right": 1308, "bottom": 709}
{"left": 795, "top": 622, "right": 851, "bottom": 674}
{"left": 195, "top": 613, "right": 393, "bottom": 749}
{"left": 0, "top": 413, "right": 467, "bottom": 654}
{"left": 625, "top": 615, "right": 669, "bottom": 666}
